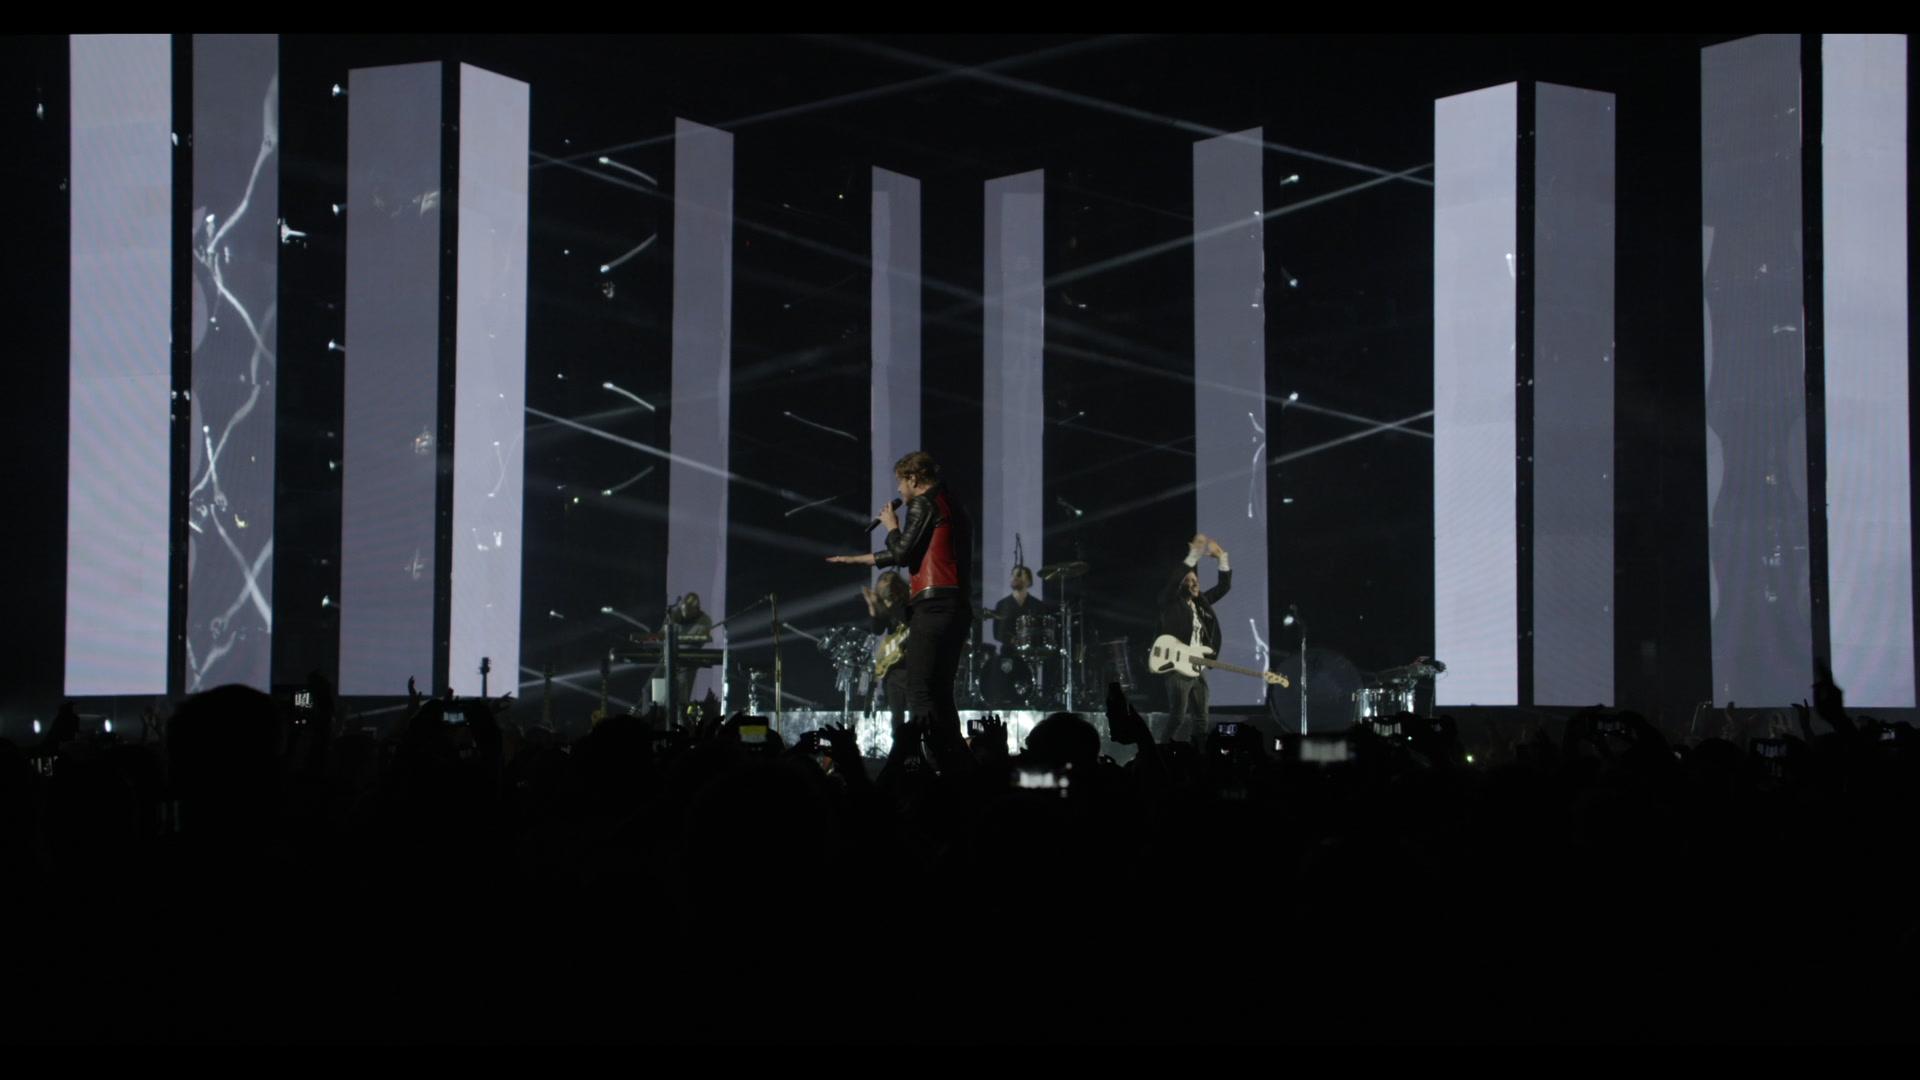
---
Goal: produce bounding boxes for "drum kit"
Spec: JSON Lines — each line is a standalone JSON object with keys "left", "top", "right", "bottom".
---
{"left": 1351, "top": 657, "right": 1446, "bottom": 723}
{"left": 976, "top": 559, "right": 1108, "bottom": 711}
{"left": 811, "top": 558, "right": 1129, "bottom": 714}
{"left": 815, "top": 623, "right": 876, "bottom": 715}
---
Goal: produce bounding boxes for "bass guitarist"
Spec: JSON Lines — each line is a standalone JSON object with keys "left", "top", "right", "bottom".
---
{"left": 1157, "top": 533, "right": 1286, "bottom": 745}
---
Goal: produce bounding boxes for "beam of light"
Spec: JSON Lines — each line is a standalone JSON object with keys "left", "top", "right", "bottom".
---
{"left": 544, "top": 150, "right": 1414, "bottom": 401}
{"left": 541, "top": 151, "right": 1181, "bottom": 385}
{"left": 814, "top": 35, "right": 1432, "bottom": 189}
{"left": 1052, "top": 433, "right": 1196, "bottom": 486}
{"left": 530, "top": 150, "right": 657, "bottom": 197}
{"left": 1044, "top": 163, "right": 1433, "bottom": 292}
{"left": 1035, "top": 332, "right": 1420, "bottom": 450}
{"left": 517, "top": 664, "right": 639, "bottom": 712}
{"left": 577, "top": 482, "right": 872, "bottom": 552}
{"left": 533, "top": 36, "right": 1144, "bottom": 169}
{"left": 1032, "top": 337, "right": 1317, "bottom": 422}
{"left": 596, "top": 156, "right": 657, "bottom": 186}
{"left": 526, "top": 403, "right": 653, "bottom": 434}
{"left": 1037, "top": 401, "right": 1197, "bottom": 459}
{"left": 1043, "top": 409, "right": 1420, "bottom": 541}
{"left": 719, "top": 584, "right": 874, "bottom": 645}
{"left": 783, "top": 492, "right": 842, "bottom": 518}
{"left": 1041, "top": 475, "right": 1209, "bottom": 535}
{"left": 526, "top": 404, "right": 741, "bottom": 487}
{"left": 779, "top": 269, "right": 863, "bottom": 310}
{"left": 526, "top": 157, "right": 1246, "bottom": 400}
{"left": 783, "top": 411, "right": 859, "bottom": 442}
{"left": 601, "top": 381, "right": 658, "bottom": 413}
{"left": 1270, "top": 410, "right": 1436, "bottom": 467}
{"left": 601, "top": 464, "right": 656, "bottom": 497}
{"left": 598, "top": 607, "right": 653, "bottom": 633}
{"left": 599, "top": 233, "right": 656, "bottom": 274}
{"left": 1287, "top": 400, "right": 1433, "bottom": 439}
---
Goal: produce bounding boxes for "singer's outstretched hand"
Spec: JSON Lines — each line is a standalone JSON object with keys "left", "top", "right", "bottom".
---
{"left": 827, "top": 553, "right": 877, "bottom": 566}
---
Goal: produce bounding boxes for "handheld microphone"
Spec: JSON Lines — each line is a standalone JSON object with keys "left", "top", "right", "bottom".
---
{"left": 867, "top": 497, "right": 903, "bottom": 533}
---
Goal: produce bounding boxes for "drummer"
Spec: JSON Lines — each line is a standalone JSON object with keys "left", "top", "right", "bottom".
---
{"left": 988, "top": 565, "right": 1051, "bottom": 702}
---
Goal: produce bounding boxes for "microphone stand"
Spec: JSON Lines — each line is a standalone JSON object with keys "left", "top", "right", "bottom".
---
{"left": 770, "top": 593, "right": 783, "bottom": 734}
{"left": 661, "top": 594, "right": 688, "bottom": 729}
{"left": 1280, "top": 607, "right": 1307, "bottom": 735}
{"left": 711, "top": 593, "right": 777, "bottom": 726}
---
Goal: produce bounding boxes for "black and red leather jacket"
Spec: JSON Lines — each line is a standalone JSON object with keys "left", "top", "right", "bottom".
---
{"left": 874, "top": 483, "right": 971, "bottom": 602}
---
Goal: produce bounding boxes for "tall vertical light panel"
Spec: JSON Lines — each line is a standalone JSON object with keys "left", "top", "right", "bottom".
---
{"left": 871, "top": 167, "right": 921, "bottom": 526}
{"left": 667, "top": 118, "right": 733, "bottom": 699}
{"left": 339, "top": 62, "right": 443, "bottom": 696}
{"left": 983, "top": 169, "right": 1046, "bottom": 629}
{"left": 1435, "top": 83, "right": 1616, "bottom": 707}
{"left": 1532, "top": 84, "right": 1616, "bottom": 707}
{"left": 66, "top": 34, "right": 173, "bottom": 696}
{"left": 1434, "top": 84, "right": 1519, "bottom": 706}
{"left": 1821, "top": 34, "right": 1913, "bottom": 706}
{"left": 1702, "top": 35, "right": 1813, "bottom": 706}
{"left": 447, "top": 65, "right": 530, "bottom": 697}
{"left": 341, "top": 62, "right": 531, "bottom": 697}
{"left": 186, "top": 34, "right": 278, "bottom": 693}
{"left": 1193, "top": 129, "right": 1270, "bottom": 703}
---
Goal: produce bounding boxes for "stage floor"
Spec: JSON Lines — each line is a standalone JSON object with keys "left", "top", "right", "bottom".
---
{"left": 773, "top": 708, "right": 1219, "bottom": 761}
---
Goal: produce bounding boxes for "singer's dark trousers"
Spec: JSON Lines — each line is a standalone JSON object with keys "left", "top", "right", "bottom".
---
{"left": 903, "top": 596, "right": 969, "bottom": 765}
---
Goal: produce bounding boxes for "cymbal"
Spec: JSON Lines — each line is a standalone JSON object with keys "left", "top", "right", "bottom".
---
{"left": 1039, "top": 560, "right": 1090, "bottom": 580}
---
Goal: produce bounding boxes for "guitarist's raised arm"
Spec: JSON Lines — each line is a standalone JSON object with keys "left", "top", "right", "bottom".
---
{"left": 1204, "top": 539, "right": 1232, "bottom": 605}
{"left": 1161, "top": 534, "right": 1210, "bottom": 606}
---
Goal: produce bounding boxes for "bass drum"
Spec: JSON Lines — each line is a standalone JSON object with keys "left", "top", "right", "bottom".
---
{"left": 957, "top": 645, "right": 998, "bottom": 708}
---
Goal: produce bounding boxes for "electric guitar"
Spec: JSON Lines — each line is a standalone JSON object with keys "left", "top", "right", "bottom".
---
{"left": 1147, "top": 635, "right": 1290, "bottom": 687}
{"left": 874, "top": 624, "right": 911, "bottom": 680}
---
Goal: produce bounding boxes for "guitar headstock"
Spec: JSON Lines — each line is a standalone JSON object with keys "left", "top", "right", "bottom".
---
{"left": 1265, "top": 671, "right": 1291, "bottom": 688}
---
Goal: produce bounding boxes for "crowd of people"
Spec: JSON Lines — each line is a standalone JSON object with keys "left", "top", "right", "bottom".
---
{"left": 5, "top": 655, "right": 1915, "bottom": 1043}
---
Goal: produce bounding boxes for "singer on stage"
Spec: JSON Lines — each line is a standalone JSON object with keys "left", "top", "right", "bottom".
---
{"left": 826, "top": 450, "right": 972, "bottom": 767}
